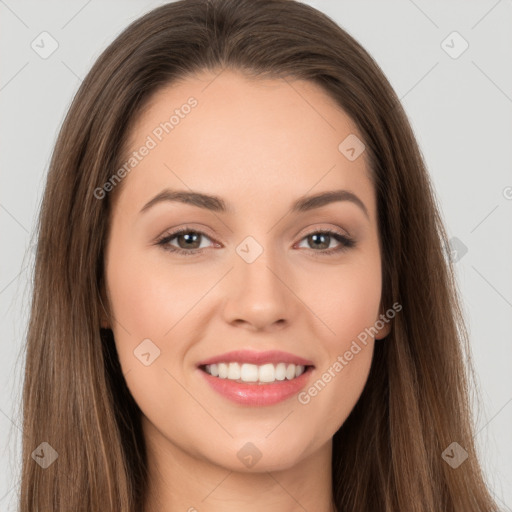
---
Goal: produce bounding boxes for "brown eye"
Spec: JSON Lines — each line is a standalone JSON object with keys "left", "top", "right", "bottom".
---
{"left": 296, "top": 230, "right": 356, "bottom": 256}
{"left": 156, "top": 227, "right": 356, "bottom": 257}
{"left": 174, "top": 231, "right": 202, "bottom": 249}
{"left": 307, "top": 232, "right": 331, "bottom": 250}
{"left": 157, "top": 228, "right": 215, "bottom": 256}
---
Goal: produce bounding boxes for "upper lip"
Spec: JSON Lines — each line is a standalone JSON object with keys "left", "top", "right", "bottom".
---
{"left": 197, "top": 350, "right": 315, "bottom": 367}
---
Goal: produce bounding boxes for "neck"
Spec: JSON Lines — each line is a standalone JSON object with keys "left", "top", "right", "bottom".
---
{"left": 142, "top": 416, "right": 337, "bottom": 512}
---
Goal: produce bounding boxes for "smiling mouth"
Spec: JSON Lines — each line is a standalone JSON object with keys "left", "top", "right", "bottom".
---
{"left": 199, "top": 362, "right": 314, "bottom": 385}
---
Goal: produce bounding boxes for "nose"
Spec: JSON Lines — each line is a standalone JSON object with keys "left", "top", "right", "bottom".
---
{"left": 222, "top": 246, "right": 297, "bottom": 332}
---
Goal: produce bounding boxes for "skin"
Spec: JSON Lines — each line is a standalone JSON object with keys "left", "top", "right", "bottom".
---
{"left": 102, "top": 69, "right": 390, "bottom": 512}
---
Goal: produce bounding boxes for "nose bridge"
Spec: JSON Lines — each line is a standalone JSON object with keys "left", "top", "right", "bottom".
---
{"left": 224, "top": 234, "right": 294, "bottom": 329}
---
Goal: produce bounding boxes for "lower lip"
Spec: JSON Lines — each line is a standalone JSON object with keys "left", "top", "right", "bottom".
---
{"left": 198, "top": 367, "right": 314, "bottom": 406}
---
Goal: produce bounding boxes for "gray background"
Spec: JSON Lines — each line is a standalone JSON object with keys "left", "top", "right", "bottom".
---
{"left": 1, "top": 0, "right": 511, "bottom": 509}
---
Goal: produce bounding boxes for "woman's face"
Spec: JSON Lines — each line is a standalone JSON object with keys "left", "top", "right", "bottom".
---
{"left": 103, "top": 69, "right": 389, "bottom": 472}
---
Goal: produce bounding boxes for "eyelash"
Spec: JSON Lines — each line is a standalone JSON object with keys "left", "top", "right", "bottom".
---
{"left": 155, "top": 225, "right": 356, "bottom": 257}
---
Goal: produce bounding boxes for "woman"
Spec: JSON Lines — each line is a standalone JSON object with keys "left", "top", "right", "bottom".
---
{"left": 19, "top": 0, "right": 499, "bottom": 510}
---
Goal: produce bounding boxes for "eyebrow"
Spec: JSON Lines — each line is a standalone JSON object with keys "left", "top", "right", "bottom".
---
{"left": 139, "top": 188, "right": 369, "bottom": 219}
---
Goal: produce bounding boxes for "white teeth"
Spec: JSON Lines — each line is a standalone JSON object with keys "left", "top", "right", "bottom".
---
{"left": 240, "top": 363, "right": 259, "bottom": 382}
{"left": 218, "top": 362, "right": 229, "bottom": 379}
{"left": 258, "top": 363, "right": 275, "bottom": 383}
{"left": 285, "top": 364, "right": 296, "bottom": 380}
{"left": 275, "top": 362, "right": 286, "bottom": 381}
{"left": 219, "top": 363, "right": 229, "bottom": 379}
{"left": 203, "top": 362, "right": 307, "bottom": 383}
{"left": 227, "top": 362, "right": 241, "bottom": 380}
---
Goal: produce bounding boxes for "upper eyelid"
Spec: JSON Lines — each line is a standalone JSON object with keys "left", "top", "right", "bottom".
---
{"left": 158, "top": 225, "right": 352, "bottom": 246}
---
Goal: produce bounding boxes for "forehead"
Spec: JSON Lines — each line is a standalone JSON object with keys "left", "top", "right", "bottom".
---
{"left": 116, "top": 69, "right": 375, "bottom": 219}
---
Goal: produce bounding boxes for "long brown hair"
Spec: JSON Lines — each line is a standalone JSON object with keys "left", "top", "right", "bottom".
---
{"left": 17, "top": 0, "right": 498, "bottom": 510}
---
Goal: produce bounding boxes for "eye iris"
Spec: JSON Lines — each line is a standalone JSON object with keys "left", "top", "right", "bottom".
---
{"left": 178, "top": 232, "right": 201, "bottom": 249}
{"left": 309, "top": 233, "right": 330, "bottom": 249}
{"left": 168, "top": 230, "right": 343, "bottom": 252}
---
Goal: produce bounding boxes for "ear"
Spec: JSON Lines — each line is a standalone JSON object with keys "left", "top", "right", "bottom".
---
{"left": 374, "top": 305, "right": 392, "bottom": 340}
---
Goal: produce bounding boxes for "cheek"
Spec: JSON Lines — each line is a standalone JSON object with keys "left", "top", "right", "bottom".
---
{"left": 106, "top": 244, "right": 208, "bottom": 339}
{"left": 104, "top": 246, "right": 202, "bottom": 426}
{"left": 296, "top": 255, "right": 381, "bottom": 425}
{"left": 105, "top": 240, "right": 223, "bottom": 385}
{"left": 308, "top": 255, "right": 382, "bottom": 348}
